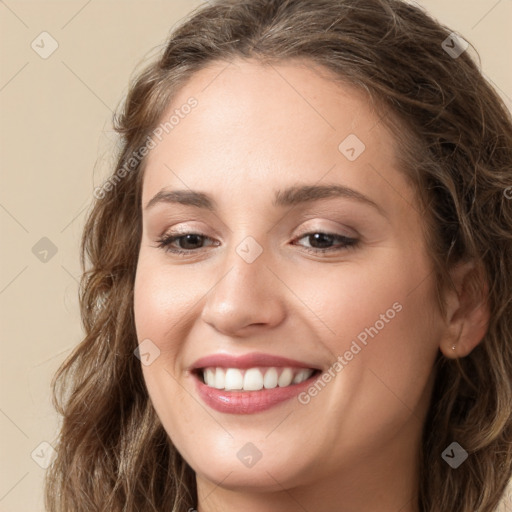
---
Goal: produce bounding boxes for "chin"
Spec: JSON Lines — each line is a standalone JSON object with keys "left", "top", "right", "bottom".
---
{"left": 175, "top": 431, "right": 314, "bottom": 491}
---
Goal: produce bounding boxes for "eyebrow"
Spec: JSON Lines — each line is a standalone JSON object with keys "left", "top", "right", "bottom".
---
{"left": 144, "top": 184, "right": 383, "bottom": 214}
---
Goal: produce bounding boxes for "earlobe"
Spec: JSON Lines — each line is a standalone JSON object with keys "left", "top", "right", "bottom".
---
{"left": 439, "top": 261, "right": 490, "bottom": 359}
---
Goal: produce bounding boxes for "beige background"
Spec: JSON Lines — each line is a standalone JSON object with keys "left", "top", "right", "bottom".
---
{"left": 1, "top": 1, "right": 511, "bottom": 510}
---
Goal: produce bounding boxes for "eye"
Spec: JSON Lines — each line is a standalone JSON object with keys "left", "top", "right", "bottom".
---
{"left": 154, "top": 230, "right": 359, "bottom": 257}
{"left": 155, "top": 232, "right": 218, "bottom": 255}
{"left": 293, "top": 232, "right": 359, "bottom": 253}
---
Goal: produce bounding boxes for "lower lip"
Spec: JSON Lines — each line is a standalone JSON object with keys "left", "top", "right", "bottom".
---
{"left": 194, "top": 373, "right": 318, "bottom": 414}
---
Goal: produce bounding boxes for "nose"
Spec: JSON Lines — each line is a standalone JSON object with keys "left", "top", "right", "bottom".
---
{"left": 200, "top": 245, "right": 287, "bottom": 337}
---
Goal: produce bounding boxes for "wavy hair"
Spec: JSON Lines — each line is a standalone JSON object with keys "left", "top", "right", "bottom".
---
{"left": 45, "top": 0, "right": 512, "bottom": 510}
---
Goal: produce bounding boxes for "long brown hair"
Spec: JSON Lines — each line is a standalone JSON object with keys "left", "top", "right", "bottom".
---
{"left": 45, "top": 0, "right": 512, "bottom": 510}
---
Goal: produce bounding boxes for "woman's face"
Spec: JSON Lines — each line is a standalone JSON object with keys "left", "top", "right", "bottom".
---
{"left": 134, "top": 59, "right": 446, "bottom": 501}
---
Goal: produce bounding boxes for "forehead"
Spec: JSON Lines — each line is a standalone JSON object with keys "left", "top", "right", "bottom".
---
{"left": 141, "top": 58, "right": 412, "bottom": 213}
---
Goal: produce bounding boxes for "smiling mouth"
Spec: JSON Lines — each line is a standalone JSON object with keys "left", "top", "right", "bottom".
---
{"left": 190, "top": 352, "right": 323, "bottom": 414}
{"left": 194, "top": 366, "right": 321, "bottom": 391}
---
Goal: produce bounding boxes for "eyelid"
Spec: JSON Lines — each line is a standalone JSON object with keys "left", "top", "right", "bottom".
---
{"left": 154, "top": 229, "right": 359, "bottom": 258}
{"left": 295, "top": 224, "right": 357, "bottom": 239}
{"left": 293, "top": 218, "right": 360, "bottom": 240}
{"left": 292, "top": 231, "right": 359, "bottom": 252}
{"left": 154, "top": 237, "right": 209, "bottom": 260}
{"left": 154, "top": 214, "right": 361, "bottom": 250}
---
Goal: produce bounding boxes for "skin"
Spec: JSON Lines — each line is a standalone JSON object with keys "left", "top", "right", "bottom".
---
{"left": 133, "top": 58, "right": 489, "bottom": 512}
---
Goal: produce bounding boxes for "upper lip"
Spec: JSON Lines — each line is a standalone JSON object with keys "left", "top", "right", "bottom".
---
{"left": 190, "top": 352, "right": 320, "bottom": 371}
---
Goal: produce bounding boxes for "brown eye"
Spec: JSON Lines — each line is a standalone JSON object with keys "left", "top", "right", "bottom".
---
{"left": 156, "top": 232, "right": 218, "bottom": 255}
{"left": 306, "top": 233, "right": 336, "bottom": 249}
{"left": 294, "top": 232, "right": 358, "bottom": 253}
{"left": 174, "top": 234, "right": 206, "bottom": 250}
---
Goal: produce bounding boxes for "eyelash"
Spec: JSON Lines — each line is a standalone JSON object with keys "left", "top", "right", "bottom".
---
{"left": 155, "top": 231, "right": 359, "bottom": 256}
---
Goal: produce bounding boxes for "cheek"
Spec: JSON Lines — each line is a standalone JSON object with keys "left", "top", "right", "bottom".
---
{"left": 133, "top": 260, "right": 203, "bottom": 450}
{"left": 133, "top": 257, "right": 202, "bottom": 355}
{"left": 291, "top": 249, "right": 439, "bottom": 346}
{"left": 292, "top": 249, "right": 442, "bottom": 407}
{"left": 293, "top": 260, "right": 441, "bottom": 465}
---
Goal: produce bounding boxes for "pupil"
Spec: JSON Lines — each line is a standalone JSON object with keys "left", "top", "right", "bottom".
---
{"left": 310, "top": 233, "right": 333, "bottom": 248}
{"left": 181, "top": 234, "right": 202, "bottom": 249}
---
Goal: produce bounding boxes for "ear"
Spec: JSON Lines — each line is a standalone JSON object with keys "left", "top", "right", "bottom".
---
{"left": 439, "top": 261, "right": 490, "bottom": 359}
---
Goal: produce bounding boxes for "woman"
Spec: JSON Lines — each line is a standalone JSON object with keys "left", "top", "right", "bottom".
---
{"left": 45, "top": 0, "right": 512, "bottom": 510}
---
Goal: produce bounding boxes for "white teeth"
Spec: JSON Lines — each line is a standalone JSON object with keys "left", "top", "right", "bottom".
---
{"left": 214, "top": 368, "right": 225, "bottom": 389}
{"left": 263, "top": 367, "right": 278, "bottom": 389}
{"left": 224, "top": 368, "right": 244, "bottom": 390}
{"left": 293, "top": 369, "right": 313, "bottom": 384}
{"left": 243, "top": 368, "right": 264, "bottom": 391}
{"left": 205, "top": 368, "right": 215, "bottom": 387}
{"left": 202, "top": 366, "right": 315, "bottom": 391}
{"left": 277, "top": 368, "right": 293, "bottom": 387}
{"left": 292, "top": 370, "right": 304, "bottom": 384}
